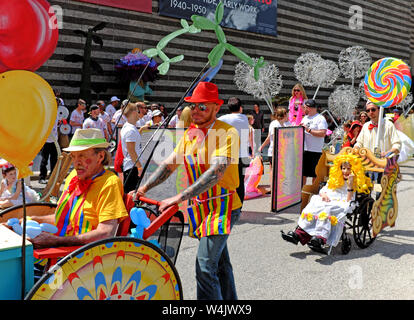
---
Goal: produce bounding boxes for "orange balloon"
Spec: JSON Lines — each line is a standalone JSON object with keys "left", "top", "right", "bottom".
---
{"left": 0, "top": 70, "right": 57, "bottom": 178}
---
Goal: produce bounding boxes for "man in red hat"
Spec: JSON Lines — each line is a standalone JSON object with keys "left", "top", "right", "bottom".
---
{"left": 135, "top": 82, "right": 242, "bottom": 300}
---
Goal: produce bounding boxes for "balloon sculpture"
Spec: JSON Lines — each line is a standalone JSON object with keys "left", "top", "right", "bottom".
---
{"left": 7, "top": 218, "right": 58, "bottom": 239}
{"left": 143, "top": 2, "right": 266, "bottom": 80}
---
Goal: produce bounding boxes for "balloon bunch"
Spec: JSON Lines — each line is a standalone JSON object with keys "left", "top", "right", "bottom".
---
{"left": 0, "top": 0, "right": 59, "bottom": 178}
{"left": 143, "top": 1, "right": 266, "bottom": 80}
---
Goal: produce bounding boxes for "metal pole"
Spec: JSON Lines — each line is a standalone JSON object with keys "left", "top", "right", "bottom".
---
{"left": 20, "top": 178, "right": 27, "bottom": 299}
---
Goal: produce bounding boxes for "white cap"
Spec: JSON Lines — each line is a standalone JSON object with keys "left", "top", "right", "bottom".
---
{"left": 111, "top": 96, "right": 120, "bottom": 102}
{"left": 152, "top": 110, "right": 162, "bottom": 118}
{"left": 122, "top": 99, "right": 129, "bottom": 106}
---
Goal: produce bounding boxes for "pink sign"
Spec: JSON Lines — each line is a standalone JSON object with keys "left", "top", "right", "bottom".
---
{"left": 74, "top": 0, "right": 152, "bottom": 14}
{"left": 271, "top": 126, "right": 304, "bottom": 212}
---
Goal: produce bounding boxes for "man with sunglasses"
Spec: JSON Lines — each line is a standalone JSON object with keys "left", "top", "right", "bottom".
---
{"left": 135, "top": 82, "right": 242, "bottom": 300}
{"left": 354, "top": 101, "right": 401, "bottom": 158}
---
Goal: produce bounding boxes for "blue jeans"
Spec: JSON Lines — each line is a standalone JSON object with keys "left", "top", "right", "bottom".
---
{"left": 195, "top": 207, "right": 241, "bottom": 300}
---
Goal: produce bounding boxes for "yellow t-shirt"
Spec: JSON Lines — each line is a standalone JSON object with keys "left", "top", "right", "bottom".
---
{"left": 174, "top": 120, "right": 242, "bottom": 210}
{"left": 60, "top": 169, "right": 128, "bottom": 233}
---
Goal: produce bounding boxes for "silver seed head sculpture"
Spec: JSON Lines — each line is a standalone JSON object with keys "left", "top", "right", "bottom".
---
{"left": 328, "top": 84, "right": 360, "bottom": 121}
{"left": 338, "top": 46, "right": 371, "bottom": 86}
{"left": 294, "top": 52, "right": 324, "bottom": 87}
{"left": 234, "top": 58, "right": 283, "bottom": 113}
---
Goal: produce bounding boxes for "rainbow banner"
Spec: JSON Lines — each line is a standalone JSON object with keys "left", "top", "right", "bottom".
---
{"left": 271, "top": 126, "right": 304, "bottom": 212}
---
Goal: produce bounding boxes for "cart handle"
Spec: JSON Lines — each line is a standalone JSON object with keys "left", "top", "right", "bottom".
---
{"left": 136, "top": 196, "right": 179, "bottom": 240}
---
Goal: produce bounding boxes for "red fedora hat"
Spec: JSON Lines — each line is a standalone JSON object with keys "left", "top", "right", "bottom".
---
{"left": 184, "top": 82, "right": 224, "bottom": 105}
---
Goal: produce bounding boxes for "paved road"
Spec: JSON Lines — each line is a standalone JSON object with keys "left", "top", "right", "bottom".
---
{"left": 175, "top": 159, "right": 414, "bottom": 300}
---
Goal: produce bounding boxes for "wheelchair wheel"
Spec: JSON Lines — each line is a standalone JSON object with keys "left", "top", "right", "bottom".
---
{"left": 353, "top": 196, "right": 376, "bottom": 249}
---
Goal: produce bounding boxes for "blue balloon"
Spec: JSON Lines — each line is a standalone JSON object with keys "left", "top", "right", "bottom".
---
{"left": 40, "top": 223, "right": 58, "bottom": 234}
{"left": 130, "top": 208, "right": 151, "bottom": 228}
{"left": 26, "top": 226, "right": 42, "bottom": 239}
{"left": 7, "top": 218, "right": 19, "bottom": 226}
{"left": 25, "top": 220, "right": 39, "bottom": 227}
{"left": 12, "top": 223, "right": 23, "bottom": 235}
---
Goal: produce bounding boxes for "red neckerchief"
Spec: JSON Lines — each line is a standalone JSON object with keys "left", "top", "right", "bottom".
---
{"left": 368, "top": 123, "right": 378, "bottom": 131}
{"left": 68, "top": 176, "right": 93, "bottom": 196}
{"left": 187, "top": 123, "right": 208, "bottom": 144}
{"left": 68, "top": 170, "right": 105, "bottom": 196}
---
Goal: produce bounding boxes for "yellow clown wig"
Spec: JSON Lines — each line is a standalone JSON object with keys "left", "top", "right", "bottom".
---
{"left": 327, "top": 154, "right": 373, "bottom": 194}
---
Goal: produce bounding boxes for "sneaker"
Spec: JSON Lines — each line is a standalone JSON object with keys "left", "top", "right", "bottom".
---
{"left": 39, "top": 179, "right": 48, "bottom": 184}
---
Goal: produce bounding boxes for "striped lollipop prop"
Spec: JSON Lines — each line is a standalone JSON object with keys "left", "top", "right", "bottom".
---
{"left": 364, "top": 57, "right": 411, "bottom": 108}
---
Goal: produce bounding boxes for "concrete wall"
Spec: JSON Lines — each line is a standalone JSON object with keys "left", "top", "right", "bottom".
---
{"left": 40, "top": 0, "right": 412, "bottom": 121}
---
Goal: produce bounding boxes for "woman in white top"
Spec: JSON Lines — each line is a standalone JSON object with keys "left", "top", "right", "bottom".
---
{"left": 120, "top": 103, "right": 143, "bottom": 193}
{"left": 258, "top": 107, "right": 292, "bottom": 173}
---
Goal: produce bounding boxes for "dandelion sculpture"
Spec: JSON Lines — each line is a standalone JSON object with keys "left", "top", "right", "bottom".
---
{"left": 294, "top": 52, "right": 324, "bottom": 87}
{"left": 294, "top": 53, "right": 339, "bottom": 99}
{"left": 338, "top": 46, "right": 371, "bottom": 88}
{"left": 310, "top": 59, "right": 340, "bottom": 99}
{"left": 328, "top": 84, "right": 360, "bottom": 121}
{"left": 234, "top": 58, "right": 283, "bottom": 113}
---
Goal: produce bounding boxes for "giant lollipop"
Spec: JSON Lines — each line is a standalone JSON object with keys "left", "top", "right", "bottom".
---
{"left": 364, "top": 57, "right": 412, "bottom": 156}
{"left": 364, "top": 57, "right": 411, "bottom": 108}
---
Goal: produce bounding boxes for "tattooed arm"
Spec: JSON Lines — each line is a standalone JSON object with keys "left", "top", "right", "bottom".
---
{"left": 158, "top": 156, "right": 231, "bottom": 213}
{"left": 135, "top": 151, "right": 180, "bottom": 197}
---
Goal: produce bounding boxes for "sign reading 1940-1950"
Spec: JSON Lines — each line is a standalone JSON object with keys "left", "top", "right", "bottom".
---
{"left": 159, "top": 0, "right": 277, "bottom": 37}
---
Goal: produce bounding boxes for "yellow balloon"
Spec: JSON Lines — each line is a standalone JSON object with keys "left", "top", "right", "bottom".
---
{"left": 0, "top": 70, "right": 57, "bottom": 178}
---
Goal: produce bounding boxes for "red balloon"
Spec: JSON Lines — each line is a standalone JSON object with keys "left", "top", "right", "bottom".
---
{"left": 0, "top": 0, "right": 59, "bottom": 72}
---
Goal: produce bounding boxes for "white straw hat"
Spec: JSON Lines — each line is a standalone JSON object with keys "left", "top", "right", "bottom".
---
{"left": 63, "top": 128, "right": 110, "bottom": 152}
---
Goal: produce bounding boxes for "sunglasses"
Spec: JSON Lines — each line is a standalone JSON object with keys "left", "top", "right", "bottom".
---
{"left": 366, "top": 108, "right": 378, "bottom": 113}
{"left": 293, "top": 89, "right": 300, "bottom": 92}
{"left": 189, "top": 104, "right": 208, "bottom": 111}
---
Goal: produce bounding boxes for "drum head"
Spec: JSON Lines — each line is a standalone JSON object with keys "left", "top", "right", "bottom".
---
{"left": 57, "top": 106, "right": 69, "bottom": 120}
{"left": 59, "top": 123, "right": 71, "bottom": 135}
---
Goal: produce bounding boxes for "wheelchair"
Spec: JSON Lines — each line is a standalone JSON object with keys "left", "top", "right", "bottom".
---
{"left": 296, "top": 147, "right": 401, "bottom": 255}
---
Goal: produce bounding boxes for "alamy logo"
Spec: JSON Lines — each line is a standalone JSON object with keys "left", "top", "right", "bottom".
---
{"left": 348, "top": 5, "right": 363, "bottom": 30}
{"left": 49, "top": 5, "right": 64, "bottom": 30}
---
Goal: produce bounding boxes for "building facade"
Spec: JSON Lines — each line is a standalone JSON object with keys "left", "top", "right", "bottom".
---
{"left": 41, "top": 0, "right": 413, "bottom": 121}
